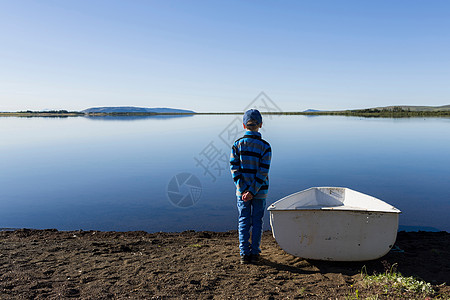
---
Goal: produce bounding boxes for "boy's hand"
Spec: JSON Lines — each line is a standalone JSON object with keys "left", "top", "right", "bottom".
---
{"left": 242, "top": 191, "right": 253, "bottom": 202}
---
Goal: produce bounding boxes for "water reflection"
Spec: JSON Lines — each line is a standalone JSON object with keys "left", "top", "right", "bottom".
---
{"left": 0, "top": 115, "right": 449, "bottom": 232}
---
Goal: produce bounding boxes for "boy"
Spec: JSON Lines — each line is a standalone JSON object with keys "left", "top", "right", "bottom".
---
{"left": 230, "top": 109, "right": 272, "bottom": 264}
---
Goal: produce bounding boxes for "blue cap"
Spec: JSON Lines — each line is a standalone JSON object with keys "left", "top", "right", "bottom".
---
{"left": 243, "top": 109, "right": 262, "bottom": 125}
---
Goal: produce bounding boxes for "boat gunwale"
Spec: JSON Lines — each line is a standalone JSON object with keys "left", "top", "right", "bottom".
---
{"left": 267, "top": 187, "right": 401, "bottom": 214}
{"left": 267, "top": 207, "right": 401, "bottom": 214}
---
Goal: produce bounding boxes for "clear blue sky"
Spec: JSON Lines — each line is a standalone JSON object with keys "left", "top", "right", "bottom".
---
{"left": 1, "top": 0, "right": 449, "bottom": 112}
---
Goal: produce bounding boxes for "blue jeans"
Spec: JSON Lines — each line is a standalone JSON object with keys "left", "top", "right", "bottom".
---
{"left": 237, "top": 197, "right": 266, "bottom": 256}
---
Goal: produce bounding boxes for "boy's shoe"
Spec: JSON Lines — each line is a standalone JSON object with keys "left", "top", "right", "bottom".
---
{"left": 240, "top": 255, "right": 251, "bottom": 264}
{"left": 250, "top": 254, "right": 260, "bottom": 263}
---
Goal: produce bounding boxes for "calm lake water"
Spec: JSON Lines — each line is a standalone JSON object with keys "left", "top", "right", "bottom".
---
{"left": 1, "top": 115, "right": 449, "bottom": 232}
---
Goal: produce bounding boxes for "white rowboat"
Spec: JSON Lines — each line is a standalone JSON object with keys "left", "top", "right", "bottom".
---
{"left": 268, "top": 187, "right": 401, "bottom": 261}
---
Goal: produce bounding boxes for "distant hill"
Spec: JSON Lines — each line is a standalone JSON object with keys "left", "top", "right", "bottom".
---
{"left": 303, "top": 109, "right": 321, "bottom": 112}
{"left": 371, "top": 105, "right": 450, "bottom": 112}
{"left": 82, "top": 106, "right": 195, "bottom": 114}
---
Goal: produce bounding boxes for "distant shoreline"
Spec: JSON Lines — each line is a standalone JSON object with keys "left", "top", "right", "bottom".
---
{"left": 1, "top": 110, "right": 449, "bottom": 118}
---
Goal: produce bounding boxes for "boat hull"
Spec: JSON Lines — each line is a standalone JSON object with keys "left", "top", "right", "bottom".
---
{"left": 270, "top": 209, "right": 399, "bottom": 261}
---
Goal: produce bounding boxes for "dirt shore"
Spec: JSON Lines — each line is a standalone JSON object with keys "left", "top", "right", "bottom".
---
{"left": 0, "top": 229, "right": 448, "bottom": 299}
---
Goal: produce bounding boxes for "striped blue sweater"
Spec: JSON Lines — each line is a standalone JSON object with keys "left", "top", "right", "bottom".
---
{"left": 230, "top": 131, "right": 272, "bottom": 199}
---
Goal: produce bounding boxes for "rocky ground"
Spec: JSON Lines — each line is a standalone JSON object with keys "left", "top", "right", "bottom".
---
{"left": 0, "top": 229, "right": 449, "bottom": 299}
